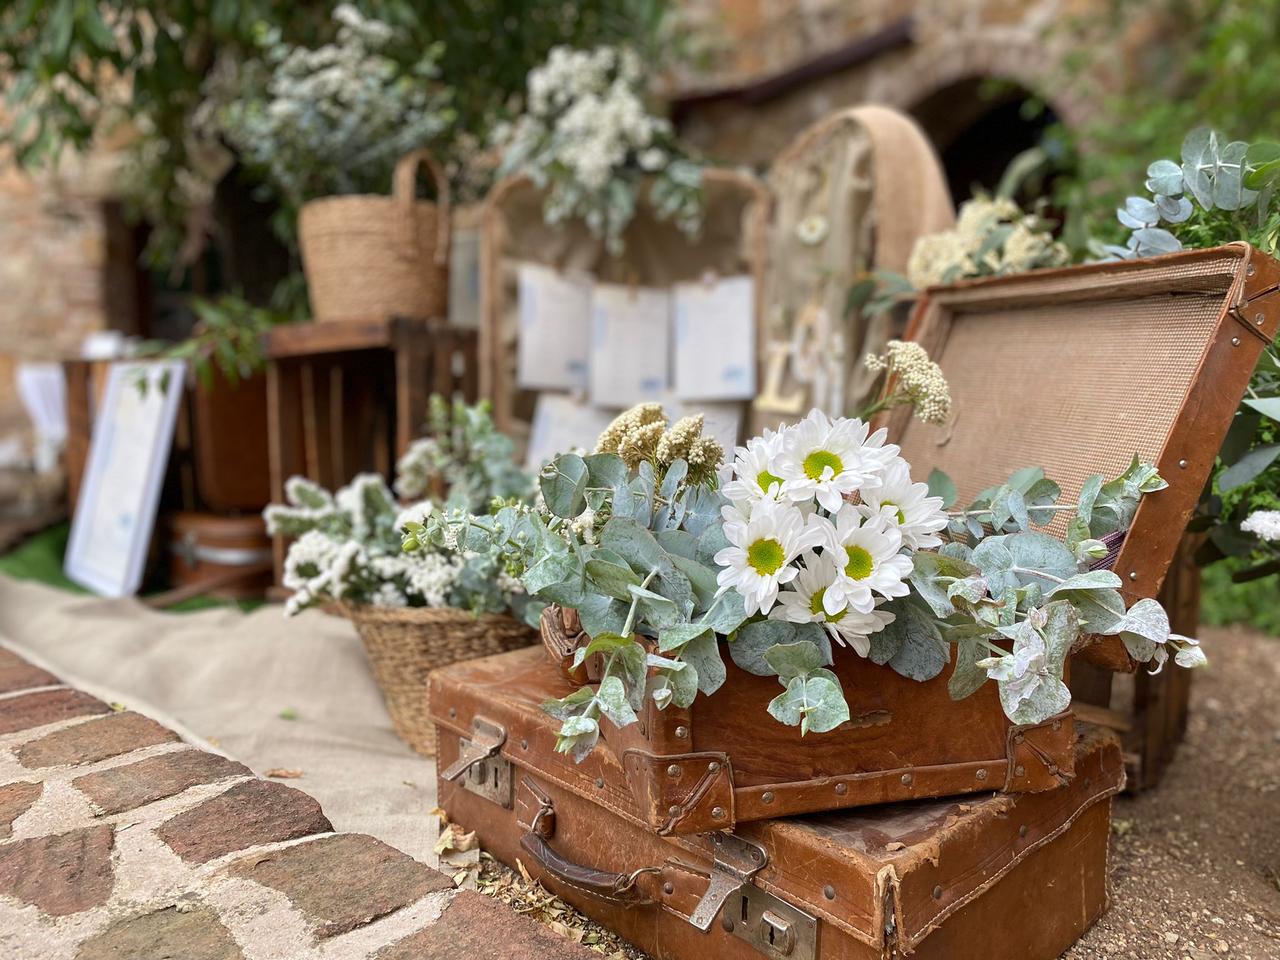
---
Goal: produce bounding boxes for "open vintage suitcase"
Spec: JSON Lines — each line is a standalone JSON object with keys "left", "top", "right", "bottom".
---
{"left": 891, "top": 242, "right": 1280, "bottom": 671}
{"left": 529, "top": 243, "right": 1279, "bottom": 834}
{"left": 432, "top": 647, "right": 1125, "bottom": 960}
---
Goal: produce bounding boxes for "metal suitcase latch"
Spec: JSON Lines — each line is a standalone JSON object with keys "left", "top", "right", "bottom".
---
{"left": 442, "top": 718, "right": 511, "bottom": 808}
{"left": 687, "top": 832, "right": 768, "bottom": 931}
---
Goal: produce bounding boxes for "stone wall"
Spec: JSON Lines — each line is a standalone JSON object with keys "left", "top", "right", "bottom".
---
{"left": 672, "top": 0, "right": 1143, "bottom": 167}
{"left": 0, "top": 152, "right": 120, "bottom": 441}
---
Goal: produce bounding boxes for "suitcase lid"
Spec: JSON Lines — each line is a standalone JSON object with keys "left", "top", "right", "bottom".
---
{"left": 431, "top": 646, "right": 1124, "bottom": 955}
{"left": 893, "top": 243, "right": 1280, "bottom": 669}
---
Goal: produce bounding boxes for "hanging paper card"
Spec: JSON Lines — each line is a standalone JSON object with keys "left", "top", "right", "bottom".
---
{"left": 665, "top": 397, "right": 744, "bottom": 452}
{"left": 588, "top": 283, "right": 671, "bottom": 409}
{"left": 517, "top": 263, "right": 592, "bottom": 390}
{"left": 525, "top": 394, "right": 617, "bottom": 470}
{"left": 672, "top": 275, "right": 755, "bottom": 400}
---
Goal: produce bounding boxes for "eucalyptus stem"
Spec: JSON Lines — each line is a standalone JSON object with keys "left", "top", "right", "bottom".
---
{"left": 948, "top": 505, "right": 1076, "bottom": 518}
{"left": 621, "top": 568, "right": 659, "bottom": 636}
{"left": 1010, "top": 566, "right": 1066, "bottom": 584}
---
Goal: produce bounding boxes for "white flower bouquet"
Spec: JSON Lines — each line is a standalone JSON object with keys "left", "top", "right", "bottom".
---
{"left": 210, "top": 5, "right": 454, "bottom": 214}
{"left": 405, "top": 346, "right": 1204, "bottom": 761}
{"left": 492, "top": 45, "right": 703, "bottom": 253}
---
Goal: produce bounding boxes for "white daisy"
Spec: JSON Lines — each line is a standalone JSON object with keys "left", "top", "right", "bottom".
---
{"left": 714, "top": 499, "right": 826, "bottom": 616}
{"left": 822, "top": 509, "right": 912, "bottom": 613}
{"left": 859, "top": 458, "right": 948, "bottom": 550}
{"left": 796, "top": 213, "right": 829, "bottom": 246}
{"left": 770, "top": 551, "right": 896, "bottom": 655}
{"left": 774, "top": 410, "right": 898, "bottom": 512}
{"left": 722, "top": 430, "right": 786, "bottom": 505}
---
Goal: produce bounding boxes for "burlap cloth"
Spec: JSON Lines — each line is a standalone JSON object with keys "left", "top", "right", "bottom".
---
{"left": 0, "top": 575, "right": 438, "bottom": 863}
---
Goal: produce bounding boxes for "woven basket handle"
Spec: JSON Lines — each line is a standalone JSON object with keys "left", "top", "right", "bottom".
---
{"left": 393, "top": 148, "right": 451, "bottom": 267}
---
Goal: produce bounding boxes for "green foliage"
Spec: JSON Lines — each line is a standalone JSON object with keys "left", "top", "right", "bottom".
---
{"left": 135, "top": 295, "right": 288, "bottom": 392}
{"left": 394, "top": 395, "right": 532, "bottom": 514}
{"left": 1200, "top": 557, "right": 1280, "bottom": 635}
{"left": 1052, "top": 0, "right": 1280, "bottom": 248}
{"left": 0, "top": 0, "right": 675, "bottom": 271}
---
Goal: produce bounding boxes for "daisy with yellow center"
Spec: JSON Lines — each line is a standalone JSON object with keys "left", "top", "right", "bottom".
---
{"left": 770, "top": 551, "right": 897, "bottom": 656}
{"left": 722, "top": 430, "right": 786, "bottom": 505}
{"left": 858, "top": 458, "right": 949, "bottom": 550}
{"left": 715, "top": 499, "right": 827, "bottom": 617}
{"left": 774, "top": 410, "right": 899, "bottom": 513}
{"left": 821, "top": 509, "right": 912, "bottom": 614}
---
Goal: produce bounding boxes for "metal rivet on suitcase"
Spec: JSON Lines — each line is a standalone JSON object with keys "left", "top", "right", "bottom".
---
{"left": 1129, "top": 570, "right": 1138, "bottom": 580}
{"left": 520, "top": 739, "right": 528, "bottom": 750}
{"left": 1232, "top": 336, "right": 1242, "bottom": 345}
{"left": 932, "top": 885, "right": 943, "bottom": 900}
{"left": 449, "top": 707, "right": 457, "bottom": 718}
{"left": 1257, "top": 312, "right": 1266, "bottom": 325}
{"left": 712, "top": 806, "right": 726, "bottom": 820}
{"left": 900, "top": 773, "right": 913, "bottom": 786}
{"left": 1178, "top": 459, "right": 1188, "bottom": 468}
{"left": 1019, "top": 824, "right": 1029, "bottom": 838}
{"left": 762, "top": 791, "right": 774, "bottom": 804}
{"left": 664, "top": 882, "right": 674, "bottom": 895}
{"left": 675, "top": 725, "right": 689, "bottom": 739}
{"left": 708, "top": 761, "right": 720, "bottom": 773}
{"left": 667, "top": 764, "right": 681, "bottom": 778}
{"left": 1015, "top": 765, "right": 1026, "bottom": 778}
{"left": 823, "top": 885, "right": 835, "bottom": 900}
{"left": 669, "top": 804, "right": 681, "bottom": 816}
{"left": 721, "top": 916, "right": 734, "bottom": 933}
{"left": 594, "top": 778, "right": 604, "bottom": 788}
{"left": 834, "top": 783, "right": 847, "bottom": 796}
{"left": 975, "top": 768, "right": 988, "bottom": 781}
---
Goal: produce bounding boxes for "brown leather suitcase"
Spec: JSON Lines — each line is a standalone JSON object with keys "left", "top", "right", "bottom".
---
{"left": 432, "top": 649, "right": 1124, "bottom": 960}
{"left": 894, "top": 243, "right": 1280, "bottom": 671}
{"left": 542, "top": 611, "right": 1074, "bottom": 835}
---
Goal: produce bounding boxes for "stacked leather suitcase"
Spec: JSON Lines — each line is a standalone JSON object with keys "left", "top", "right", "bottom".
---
{"left": 432, "top": 244, "right": 1280, "bottom": 960}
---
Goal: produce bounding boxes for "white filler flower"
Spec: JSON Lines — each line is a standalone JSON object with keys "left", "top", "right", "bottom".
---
{"left": 775, "top": 410, "right": 897, "bottom": 512}
{"left": 859, "top": 458, "right": 948, "bottom": 549}
{"left": 722, "top": 430, "right": 786, "bottom": 505}
{"left": 715, "top": 499, "right": 825, "bottom": 616}
{"left": 821, "top": 509, "right": 912, "bottom": 613}
{"left": 770, "top": 551, "right": 896, "bottom": 655}
{"left": 1241, "top": 509, "right": 1280, "bottom": 542}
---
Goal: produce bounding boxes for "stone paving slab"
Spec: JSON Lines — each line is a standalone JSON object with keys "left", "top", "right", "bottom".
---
{"left": 0, "top": 644, "right": 598, "bottom": 959}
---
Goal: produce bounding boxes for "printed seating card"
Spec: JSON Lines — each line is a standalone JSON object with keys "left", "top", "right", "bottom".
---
{"left": 588, "top": 283, "right": 671, "bottom": 409}
{"left": 672, "top": 275, "right": 755, "bottom": 400}
{"left": 517, "top": 263, "right": 592, "bottom": 390}
{"left": 525, "top": 394, "right": 617, "bottom": 470}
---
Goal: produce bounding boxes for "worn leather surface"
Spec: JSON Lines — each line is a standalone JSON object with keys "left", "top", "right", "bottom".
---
{"left": 433, "top": 654, "right": 1123, "bottom": 958}
{"left": 531, "top": 616, "right": 1075, "bottom": 833}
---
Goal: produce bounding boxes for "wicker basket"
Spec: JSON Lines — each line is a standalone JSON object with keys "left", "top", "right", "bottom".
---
{"left": 298, "top": 149, "right": 451, "bottom": 322}
{"left": 344, "top": 604, "right": 536, "bottom": 757}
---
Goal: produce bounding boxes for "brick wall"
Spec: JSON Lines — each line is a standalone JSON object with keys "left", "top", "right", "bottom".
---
{"left": 0, "top": 644, "right": 593, "bottom": 959}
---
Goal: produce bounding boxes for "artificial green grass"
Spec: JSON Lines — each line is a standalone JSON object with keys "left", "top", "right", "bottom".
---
{"left": 0, "top": 522, "right": 261, "bottom": 613}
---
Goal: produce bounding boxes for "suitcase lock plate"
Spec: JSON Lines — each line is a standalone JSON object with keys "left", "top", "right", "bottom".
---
{"left": 728, "top": 887, "right": 818, "bottom": 960}
{"left": 687, "top": 832, "right": 768, "bottom": 931}
{"left": 442, "top": 718, "right": 512, "bottom": 809}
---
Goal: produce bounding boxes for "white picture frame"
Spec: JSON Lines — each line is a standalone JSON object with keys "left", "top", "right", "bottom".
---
{"left": 65, "top": 361, "right": 186, "bottom": 597}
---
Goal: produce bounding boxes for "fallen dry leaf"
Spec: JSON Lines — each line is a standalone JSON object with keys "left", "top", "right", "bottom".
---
{"left": 265, "top": 768, "right": 303, "bottom": 779}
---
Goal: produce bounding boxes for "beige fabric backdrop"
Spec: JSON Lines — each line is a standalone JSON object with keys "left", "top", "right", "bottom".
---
{"left": 0, "top": 575, "right": 439, "bottom": 863}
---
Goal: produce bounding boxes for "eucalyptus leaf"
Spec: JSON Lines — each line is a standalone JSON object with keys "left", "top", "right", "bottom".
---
{"left": 730, "top": 620, "right": 797, "bottom": 675}
{"left": 927, "top": 468, "right": 957, "bottom": 508}
{"left": 657, "top": 622, "right": 712, "bottom": 653}
{"left": 763, "top": 639, "right": 826, "bottom": 681}
{"left": 540, "top": 454, "right": 588, "bottom": 518}
{"left": 585, "top": 557, "right": 642, "bottom": 600}
{"left": 948, "top": 636, "right": 989, "bottom": 701}
{"left": 682, "top": 631, "right": 727, "bottom": 695}
{"left": 883, "top": 599, "right": 948, "bottom": 681}
{"left": 767, "top": 671, "right": 849, "bottom": 735}
{"left": 1005, "top": 676, "right": 1071, "bottom": 726}
{"left": 595, "top": 675, "right": 638, "bottom": 728}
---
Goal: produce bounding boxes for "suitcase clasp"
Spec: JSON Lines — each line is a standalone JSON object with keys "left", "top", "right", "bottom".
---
{"left": 687, "top": 832, "right": 768, "bottom": 932}
{"left": 443, "top": 718, "right": 511, "bottom": 808}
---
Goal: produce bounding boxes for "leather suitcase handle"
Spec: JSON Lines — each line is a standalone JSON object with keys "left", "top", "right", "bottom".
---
{"left": 519, "top": 829, "right": 660, "bottom": 906}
